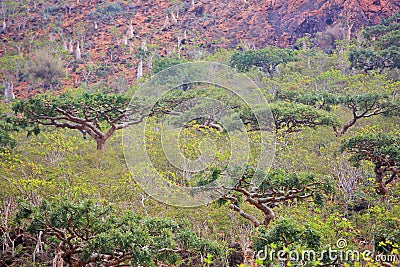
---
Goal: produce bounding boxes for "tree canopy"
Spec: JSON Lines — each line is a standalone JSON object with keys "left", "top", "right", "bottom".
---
{"left": 219, "top": 168, "right": 332, "bottom": 227}
{"left": 16, "top": 199, "right": 221, "bottom": 267}
{"left": 12, "top": 91, "right": 147, "bottom": 151}
{"left": 349, "top": 11, "right": 400, "bottom": 72}
{"left": 230, "top": 47, "right": 297, "bottom": 77}
{"left": 341, "top": 132, "right": 400, "bottom": 195}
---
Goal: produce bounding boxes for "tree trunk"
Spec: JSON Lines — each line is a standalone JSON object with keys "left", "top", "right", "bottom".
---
{"left": 375, "top": 165, "right": 388, "bottom": 195}
{"left": 162, "top": 15, "right": 169, "bottom": 30}
{"left": 336, "top": 117, "right": 357, "bottom": 137}
{"left": 96, "top": 139, "right": 106, "bottom": 151}
{"left": 122, "top": 35, "right": 128, "bottom": 45}
{"left": 137, "top": 59, "right": 143, "bottom": 78}
{"left": 3, "top": 80, "right": 15, "bottom": 103}
{"left": 147, "top": 54, "right": 153, "bottom": 73}
{"left": 63, "top": 40, "right": 68, "bottom": 51}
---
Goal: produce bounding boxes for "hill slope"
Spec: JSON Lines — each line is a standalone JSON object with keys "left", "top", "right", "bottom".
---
{"left": 0, "top": 0, "right": 398, "bottom": 96}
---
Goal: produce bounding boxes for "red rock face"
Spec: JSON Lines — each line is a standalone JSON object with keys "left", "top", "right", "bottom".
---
{"left": 173, "top": 0, "right": 399, "bottom": 47}
{"left": 1, "top": 0, "right": 398, "bottom": 97}
{"left": 2, "top": 0, "right": 398, "bottom": 51}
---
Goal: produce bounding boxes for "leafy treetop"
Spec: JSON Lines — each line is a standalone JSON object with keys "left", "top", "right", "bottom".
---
{"left": 218, "top": 168, "right": 332, "bottom": 227}
{"left": 16, "top": 199, "right": 222, "bottom": 267}
{"left": 341, "top": 132, "right": 400, "bottom": 195}
{"left": 349, "top": 11, "right": 400, "bottom": 72}
{"left": 12, "top": 91, "right": 147, "bottom": 151}
{"left": 230, "top": 47, "right": 297, "bottom": 77}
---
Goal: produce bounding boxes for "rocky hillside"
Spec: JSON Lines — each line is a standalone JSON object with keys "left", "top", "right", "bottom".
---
{"left": 2, "top": 0, "right": 398, "bottom": 47}
{"left": 0, "top": 0, "right": 398, "bottom": 96}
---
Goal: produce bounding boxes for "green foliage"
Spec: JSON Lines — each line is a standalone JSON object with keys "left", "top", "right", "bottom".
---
{"left": 275, "top": 89, "right": 338, "bottom": 111}
{"left": 341, "top": 131, "right": 400, "bottom": 195}
{"left": 275, "top": 86, "right": 399, "bottom": 136}
{"left": 259, "top": 169, "right": 333, "bottom": 205}
{"left": 367, "top": 205, "right": 400, "bottom": 255}
{"left": 16, "top": 199, "right": 222, "bottom": 266}
{"left": 0, "top": 54, "right": 25, "bottom": 77}
{"left": 341, "top": 132, "right": 400, "bottom": 167}
{"left": 349, "top": 48, "right": 383, "bottom": 72}
{"left": 222, "top": 168, "right": 332, "bottom": 228}
{"left": 230, "top": 47, "right": 297, "bottom": 77}
{"left": 340, "top": 93, "right": 399, "bottom": 118}
{"left": 253, "top": 217, "right": 321, "bottom": 266}
{"left": 153, "top": 57, "right": 187, "bottom": 74}
{"left": 96, "top": 3, "right": 123, "bottom": 15}
{"left": 254, "top": 217, "right": 321, "bottom": 249}
{"left": 13, "top": 91, "right": 130, "bottom": 128}
{"left": 0, "top": 104, "right": 23, "bottom": 156}
{"left": 270, "top": 102, "right": 339, "bottom": 133}
{"left": 240, "top": 102, "right": 339, "bottom": 134}
{"left": 349, "top": 11, "right": 400, "bottom": 72}
{"left": 12, "top": 90, "right": 139, "bottom": 150}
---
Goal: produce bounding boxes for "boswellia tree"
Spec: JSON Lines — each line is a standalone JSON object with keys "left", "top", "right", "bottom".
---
{"left": 16, "top": 199, "right": 222, "bottom": 267}
{"left": 275, "top": 89, "right": 400, "bottom": 136}
{"left": 238, "top": 102, "right": 339, "bottom": 134}
{"left": 341, "top": 132, "right": 400, "bottom": 195}
{"left": 12, "top": 91, "right": 148, "bottom": 151}
{"left": 0, "top": 112, "right": 19, "bottom": 153}
{"left": 349, "top": 11, "right": 400, "bottom": 72}
{"left": 230, "top": 47, "right": 297, "bottom": 77}
{"left": 219, "top": 168, "right": 332, "bottom": 227}
{"left": 336, "top": 93, "right": 399, "bottom": 136}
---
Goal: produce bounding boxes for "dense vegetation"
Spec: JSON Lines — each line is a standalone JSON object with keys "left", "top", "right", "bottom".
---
{"left": 1, "top": 4, "right": 399, "bottom": 267}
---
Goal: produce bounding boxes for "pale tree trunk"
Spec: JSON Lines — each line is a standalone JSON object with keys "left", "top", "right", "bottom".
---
{"left": 137, "top": 59, "right": 143, "bottom": 78}
{"left": 147, "top": 54, "right": 153, "bottom": 73}
{"left": 96, "top": 140, "right": 106, "bottom": 151}
{"left": 129, "top": 43, "right": 133, "bottom": 54}
{"left": 169, "top": 11, "right": 178, "bottom": 25}
{"left": 15, "top": 45, "right": 23, "bottom": 56}
{"left": 122, "top": 35, "right": 128, "bottom": 45}
{"left": 141, "top": 40, "right": 147, "bottom": 51}
{"left": 75, "top": 41, "right": 81, "bottom": 60}
{"left": 346, "top": 23, "right": 353, "bottom": 41}
{"left": 3, "top": 80, "right": 15, "bottom": 103}
{"left": 162, "top": 15, "right": 169, "bottom": 30}
{"left": 177, "top": 35, "right": 181, "bottom": 58}
{"left": 128, "top": 20, "right": 134, "bottom": 39}
{"left": 68, "top": 40, "right": 74, "bottom": 54}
